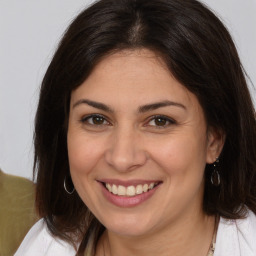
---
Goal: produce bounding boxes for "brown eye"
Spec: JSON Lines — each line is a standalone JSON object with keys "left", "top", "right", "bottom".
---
{"left": 154, "top": 117, "right": 167, "bottom": 126}
{"left": 81, "top": 114, "right": 109, "bottom": 126}
{"left": 147, "top": 115, "right": 175, "bottom": 128}
{"left": 92, "top": 116, "right": 105, "bottom": 125}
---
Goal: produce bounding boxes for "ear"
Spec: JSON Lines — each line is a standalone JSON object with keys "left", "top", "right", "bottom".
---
{"left": 206, "top": 127, "right": 226, "bottom": 164}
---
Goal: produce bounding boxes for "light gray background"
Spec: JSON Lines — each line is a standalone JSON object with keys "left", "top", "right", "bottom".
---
{"left": 1, "top": 0, "right": 255, "bottom": 180}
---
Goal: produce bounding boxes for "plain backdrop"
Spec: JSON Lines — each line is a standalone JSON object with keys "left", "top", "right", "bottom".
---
{"left": 0, "top": 0, "right": 255, "bottom": 180}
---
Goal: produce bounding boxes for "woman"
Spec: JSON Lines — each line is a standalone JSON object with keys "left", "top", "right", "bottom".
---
{"left": 15, "top": 0, "right": 256, "bottom": 255}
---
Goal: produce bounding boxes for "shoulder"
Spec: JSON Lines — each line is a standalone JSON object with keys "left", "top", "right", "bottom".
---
{"left": 14, "top": 219, "right": 77, "bottom": 256}
{"left": 236, "top": 210, "right": 256, "bottom": 250}
{"left": 215, "top": 209, "right": 256, "bottom": 256}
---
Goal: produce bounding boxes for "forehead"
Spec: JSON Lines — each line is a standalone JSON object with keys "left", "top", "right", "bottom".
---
{"left": 70, "top": 49, "right": 199, "bottom": 112}
{"left": 89, "top": 49, "right": 170, "bottom": 85}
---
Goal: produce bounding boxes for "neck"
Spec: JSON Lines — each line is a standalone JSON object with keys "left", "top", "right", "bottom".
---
{"left": 97, "top": 210, "right": 216, "bottom": 256}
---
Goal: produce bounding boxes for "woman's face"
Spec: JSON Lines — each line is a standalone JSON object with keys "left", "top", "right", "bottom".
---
{"left": 68, "top": 49, "right": 221, "bottom": 237}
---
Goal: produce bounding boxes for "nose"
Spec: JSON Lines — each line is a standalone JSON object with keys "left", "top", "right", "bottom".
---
{"left": 105, "top": 128, "right": 147, "bottom": 172}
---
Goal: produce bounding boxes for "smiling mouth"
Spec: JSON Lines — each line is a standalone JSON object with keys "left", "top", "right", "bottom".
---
{"left": 103, "top": 182, "right": 161, "bottom": 197}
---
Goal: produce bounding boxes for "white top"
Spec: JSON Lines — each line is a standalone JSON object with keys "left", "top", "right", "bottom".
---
{"left": 15, "top": 210, "right": 256, "bottom": 256}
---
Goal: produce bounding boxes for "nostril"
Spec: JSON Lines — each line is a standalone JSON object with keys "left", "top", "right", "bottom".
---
{"left": 105, "top": 149, "right": 148, "bottom": 172}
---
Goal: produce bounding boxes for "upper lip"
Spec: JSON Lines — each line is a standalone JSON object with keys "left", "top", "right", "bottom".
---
{"left": 97, "top": 179, "right": 162, "bottom": 187}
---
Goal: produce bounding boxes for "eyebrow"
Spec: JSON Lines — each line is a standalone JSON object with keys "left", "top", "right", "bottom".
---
{"left": 138, "top": 100, "right": 186, "bottom": 113}
{"left": 73, "top": 99, "right": 114, "bottom": 113}
{"left": 73, "top": 99, "right": 186, "bottom": 113}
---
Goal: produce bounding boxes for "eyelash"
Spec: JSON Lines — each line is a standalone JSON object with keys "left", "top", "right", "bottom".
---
{"left": 146, "top": 115, "right": 176, "bottom": 128}
{"left": 80, "top": 114, "right": 110, "bottom": 126}
{"left": 80, "top": 114, "right": 176, "bottom": 128}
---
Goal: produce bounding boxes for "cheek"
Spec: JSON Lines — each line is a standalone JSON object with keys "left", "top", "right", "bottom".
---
{"left": 67, "top": 131, "right": 103, "bottom": 180}
{"left": 67, "top": 133, "right": 104, "bottom": 207}
{"left": 149, "top": 132, "right": 207, "bottom": 182}
{"left": 147, "top": 133, "right": 208, "bottom": 217}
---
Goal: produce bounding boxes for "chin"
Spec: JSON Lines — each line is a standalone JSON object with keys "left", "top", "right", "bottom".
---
{"left": 102, "top": 213, "right": 157, "bottom": 237}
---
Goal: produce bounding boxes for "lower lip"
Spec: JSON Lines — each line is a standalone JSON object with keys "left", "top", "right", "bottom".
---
{"left": 100, "top": 183, "right": 161, "bottom": 208}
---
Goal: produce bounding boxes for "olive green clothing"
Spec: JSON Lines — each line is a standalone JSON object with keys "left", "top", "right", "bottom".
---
{"left": 0, "top": 170, "right": 38, "bottom": 256}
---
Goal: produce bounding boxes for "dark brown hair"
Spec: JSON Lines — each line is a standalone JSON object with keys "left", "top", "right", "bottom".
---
{"left": 34, "top": 0, "right": 256, "bottom": 253}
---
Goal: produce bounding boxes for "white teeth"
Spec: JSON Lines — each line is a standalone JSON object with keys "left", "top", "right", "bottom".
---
{"left": 127, "top": 186, "right": 136, "bottom": 196}
{"left": 117, "top": 185, "right": 126, "bottom": 196}
{"left": 136, "top": 184, "right": 143, "bottom": 194}
{"left": 143, "top": 184, "right": 149, "bottom": 192}
{"left": 105, "top": 182, "right": 158, "bottom": 197}
{"left": 112, "top": 184, "right": 118, "bottom": 195}
{"left": 149, "top": 183, "right": 154, "bottom": 189}
{"left": 106, "top": 183, "right": 112, "bottom": 192}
